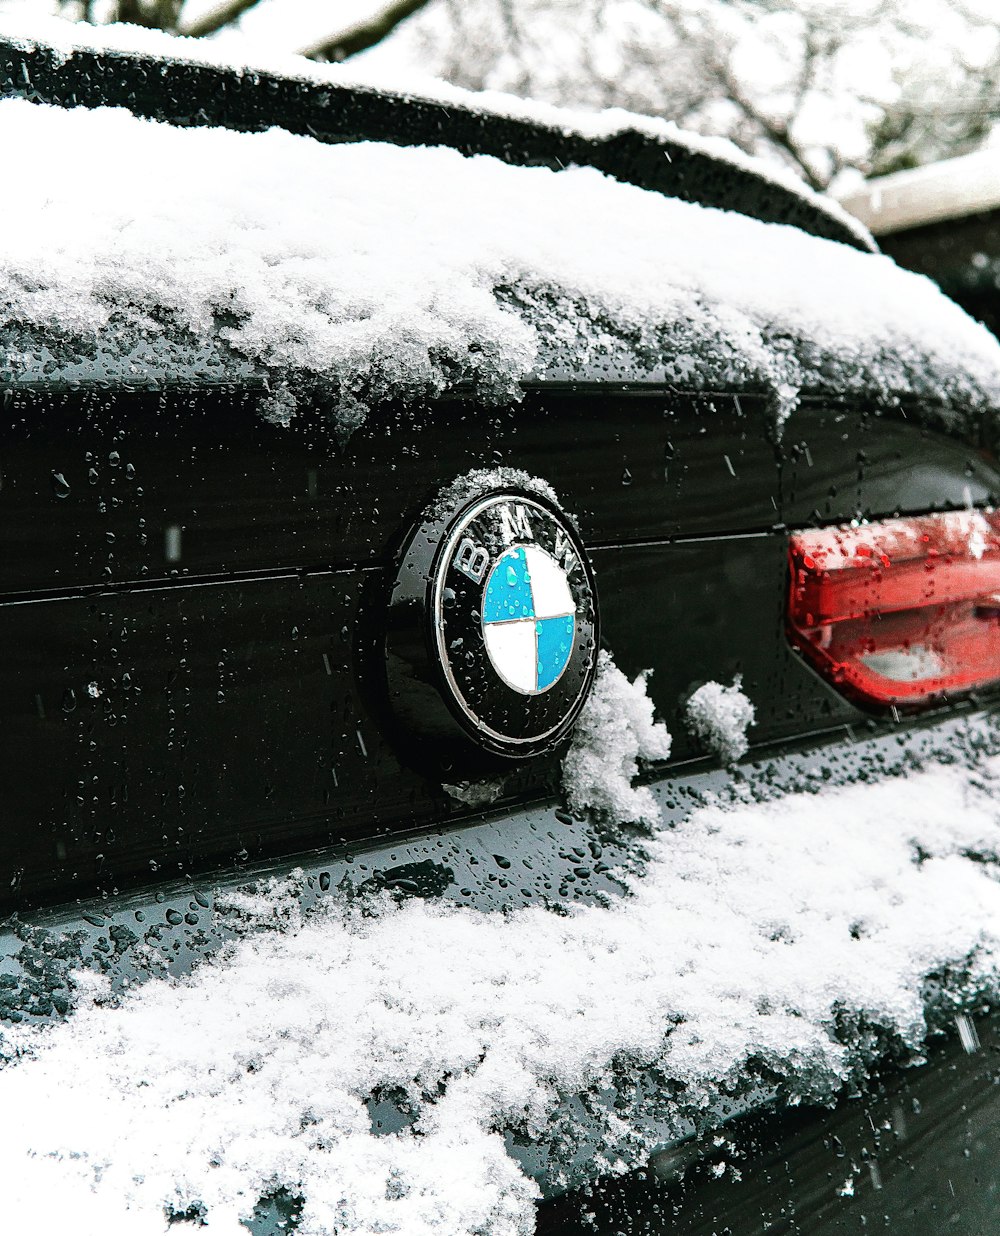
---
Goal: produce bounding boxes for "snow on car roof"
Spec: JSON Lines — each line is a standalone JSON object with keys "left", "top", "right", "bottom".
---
{"left": 0, "top": 11, "right": 875, "bottom": 251}
{"left": 1, "top": 94, "right": 999, "bottom": 437}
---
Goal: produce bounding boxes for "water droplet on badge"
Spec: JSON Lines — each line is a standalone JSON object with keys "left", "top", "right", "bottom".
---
{"left": 506, "top": 564, "right": 518, "bottom": 586}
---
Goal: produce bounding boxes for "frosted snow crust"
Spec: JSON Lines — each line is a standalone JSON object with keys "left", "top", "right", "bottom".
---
{"left": 1, "top": 99, "right": 999, "bottom": 433}
{"left": 426, "top": 467, "right": 559, "bottom": 522}
{"left": 562, "top": 650, "right": 672, "bottom": 824}
{"left": 4, "top": 755, "right": 1000, "bottom": 1233}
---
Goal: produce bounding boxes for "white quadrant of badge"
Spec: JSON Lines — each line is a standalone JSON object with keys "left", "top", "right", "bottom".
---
{"left": 481, "top": 544, "right": 577, "bottom": 695}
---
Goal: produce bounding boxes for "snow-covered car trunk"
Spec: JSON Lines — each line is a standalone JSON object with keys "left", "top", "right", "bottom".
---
{"left": 2, "top": 27, "right": 1000, "bottom": 1236}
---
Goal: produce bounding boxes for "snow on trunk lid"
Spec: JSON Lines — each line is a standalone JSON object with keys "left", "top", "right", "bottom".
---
{"left": 0, "top": 99, "right": 998, "bottom": 440}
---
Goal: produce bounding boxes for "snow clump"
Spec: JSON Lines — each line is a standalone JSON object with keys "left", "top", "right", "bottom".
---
{"left": 562, "top": 650, "right": 672, "bottom": 824}
{"left": 427, "top": 467, "right": 559, "bottom": 522}
{"left": 685, "top": 677, "right": 757, "bottom": 764}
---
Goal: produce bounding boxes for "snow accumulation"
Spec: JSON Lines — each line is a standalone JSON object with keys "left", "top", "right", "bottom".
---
{"left": 0, "top": 11, "right": 873, "bottom": 246}
{"left": 563, "top": 650, "right": 672, "bottom": 825}
{"left": 1, "top": 94, "right": 999, "bottom": 433}
{"left": 3, "top": 753, "right": 1000, "bottom": 1234}
{"left": 684, "top": 677, "right": 756, "bottom": 765}
{"left": 427, "top": 466, "right": 559, "bottom": 523}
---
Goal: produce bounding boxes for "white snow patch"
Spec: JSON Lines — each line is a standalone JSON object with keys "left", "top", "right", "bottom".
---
{"left": 0, "top": 99, "right": 998, "bottom": 433}
{"left": 562, "top": 650, "right": 672, "bottom": 825}
{"left": 0, "top": 12, "right": 873, "bottom": 247}
{"left": 2, "top": 761, "right": 1000, "bottom": 1232}
{"left": 685, "top": 677, "right": 757, "bottom": 765}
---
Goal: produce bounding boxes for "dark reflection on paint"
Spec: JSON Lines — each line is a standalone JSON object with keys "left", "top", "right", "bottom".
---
{"left": 538, "top": 1012, "right": 1000, "bottom": 1236}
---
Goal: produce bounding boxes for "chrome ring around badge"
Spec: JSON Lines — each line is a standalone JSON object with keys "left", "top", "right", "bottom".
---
{"left": 430, "top": 491, "right": 599, "bottom": 753}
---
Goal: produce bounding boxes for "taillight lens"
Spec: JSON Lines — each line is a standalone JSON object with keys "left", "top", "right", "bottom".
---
{"left": 788, "top": 510, "right": 1000, "bottom": 709}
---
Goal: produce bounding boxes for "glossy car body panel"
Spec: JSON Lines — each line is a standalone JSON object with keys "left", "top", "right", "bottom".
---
{"left": 539, "top": 1004, "right": 1000, "bottom": 1234}
{"left": 1, "top": 387, "right": 997, "bottom": 910}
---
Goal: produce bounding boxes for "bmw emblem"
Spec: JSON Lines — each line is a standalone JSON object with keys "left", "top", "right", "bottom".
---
{"left": 385, "top": 481, "right": 599, "bottom": 762}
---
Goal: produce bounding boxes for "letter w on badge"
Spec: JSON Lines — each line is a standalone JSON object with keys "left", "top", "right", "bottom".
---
{"left": 554, "top": 528, "right": 579, "bottom": 576}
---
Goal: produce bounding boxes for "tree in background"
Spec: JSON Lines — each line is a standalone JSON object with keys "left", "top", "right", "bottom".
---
{"left": 396, "top": 0, "right": 1000, "bottom": 189}
{"left": 52, "top": 0, "right": 431, "bottom": 62}
{"left": 45, "top": 0, "right": 1000, "bottom": 189}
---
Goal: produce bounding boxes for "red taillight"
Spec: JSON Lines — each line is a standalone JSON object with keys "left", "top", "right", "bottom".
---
{"left": 788, "top": 510, "right": 1000, "bottom": 709}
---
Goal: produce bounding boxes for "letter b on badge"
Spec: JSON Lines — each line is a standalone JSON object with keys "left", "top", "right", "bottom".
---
{"left": 454, "top": 537, "right": 489, "bottom": 583}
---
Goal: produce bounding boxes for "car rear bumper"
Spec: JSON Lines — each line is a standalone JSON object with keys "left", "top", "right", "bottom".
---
{"left": 538, "top": 1001, "right": 1000, "bottom": 1235}
{"left": 4, "top": 703, "right": 998, "bottom": 1197}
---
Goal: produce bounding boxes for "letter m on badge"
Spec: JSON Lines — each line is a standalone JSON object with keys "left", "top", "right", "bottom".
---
{"left": 499, "top": 503, "right": 532, "bottom": 545}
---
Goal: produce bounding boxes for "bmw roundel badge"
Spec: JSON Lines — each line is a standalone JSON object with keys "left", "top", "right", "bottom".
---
{"left": 385, "top": 481, "right": 599, "bottom": 762}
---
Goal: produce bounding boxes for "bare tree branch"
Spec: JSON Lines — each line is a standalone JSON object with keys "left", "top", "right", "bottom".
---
{"left": 179, "top": 0, "right": 266, "bottom": 39}
{"left": 111, "top": 0, "right": 183, "bottom": 30}
{"left": 711, "top": 53, "right": 827, "bottom": 189}
{"left": 110, "top": 0, "right": 144, "bottom": 25}
{"left": 648, "top": 2, "right": 830, "bottom": 189}
{"left": 299, "top": 0, "right": 431, "bottom": 63}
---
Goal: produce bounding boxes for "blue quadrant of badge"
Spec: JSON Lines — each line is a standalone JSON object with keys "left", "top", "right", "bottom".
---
{"left": 536, "top": 614, "right": 576, "bottom": 691}
{"left": 481, "top": 546, "right": 577, "bottom": 694}
{"left": 482, "top": 546, "right": 535, "bottom": 622}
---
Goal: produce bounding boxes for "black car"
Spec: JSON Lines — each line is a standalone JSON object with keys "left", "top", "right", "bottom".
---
{"left": 1, "top": 26, "right": 1000, "bottom": 1236}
